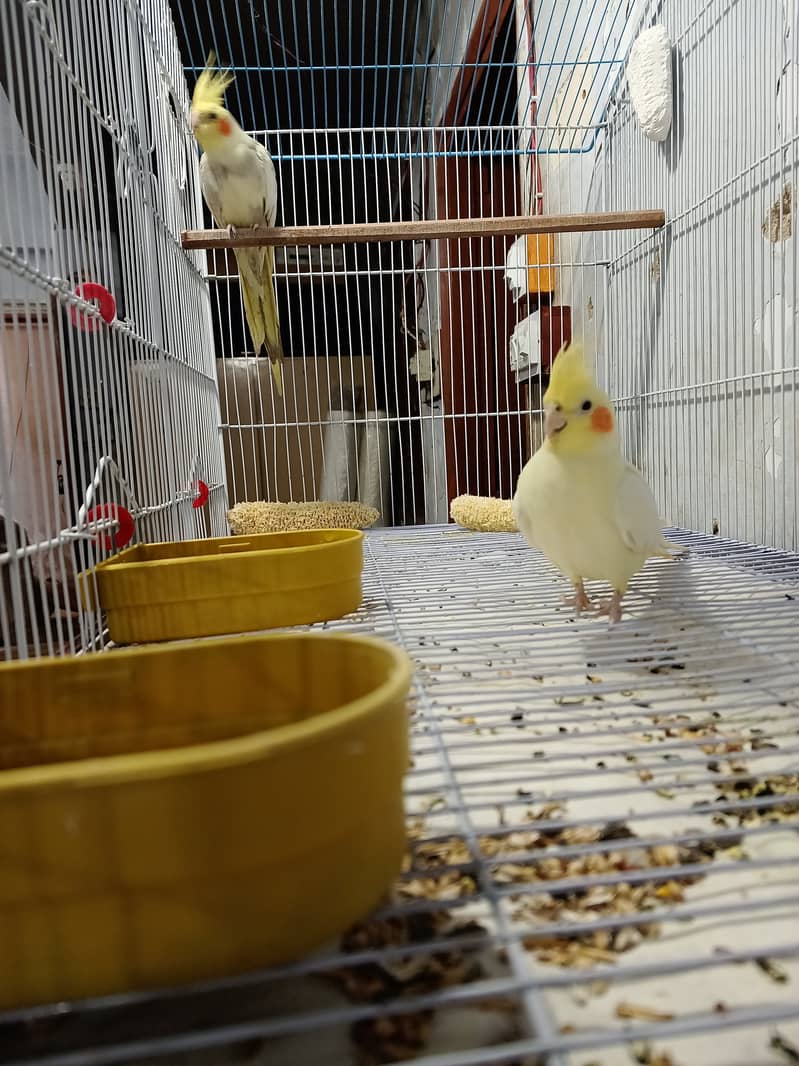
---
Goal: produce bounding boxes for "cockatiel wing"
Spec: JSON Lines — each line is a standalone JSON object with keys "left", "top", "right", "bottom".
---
{"left": 198, "top": 154, "right": 225, "bottom": 226}
{"left": 250, "top": 140, "right": 278, "bottom": 224}
{"left": 613, "top": 463, "right": 665, "bottom": 556}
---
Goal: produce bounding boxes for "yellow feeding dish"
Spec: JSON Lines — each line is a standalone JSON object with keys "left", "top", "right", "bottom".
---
{"left": 0, "top": 631, "right": 413, "bottom": 1010}
{"left": 81, "top": 528, "right": 364, "bottom": 643}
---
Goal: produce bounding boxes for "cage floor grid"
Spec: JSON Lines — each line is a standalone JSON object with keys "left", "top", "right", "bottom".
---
{"left": 4, "top": 527, "right": 799, "bottom": 1066}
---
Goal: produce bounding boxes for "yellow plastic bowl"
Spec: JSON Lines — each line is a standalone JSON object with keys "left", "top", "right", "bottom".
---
{"left": 81, "top": 528, "right": 364, "bottom": 643}
{"left": 0, "top": 631, "right": 413, "bottom": 1011}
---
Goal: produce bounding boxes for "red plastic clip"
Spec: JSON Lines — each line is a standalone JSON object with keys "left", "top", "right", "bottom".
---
{"left": 193, "top": 479, "right": 210, "bottom": 509}
{"left": 70, "top": 282, "right": 117, "bottom": 333}
{"left": 86, "top": 503, "right": 134, "bottom": 551}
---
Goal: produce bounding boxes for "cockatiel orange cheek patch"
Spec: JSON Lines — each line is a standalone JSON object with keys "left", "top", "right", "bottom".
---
{"left": 591, "top": 405, "right": 614, "bottom": 433}
{"left": 217, "top": 117, "right": 232, "bottom": 136}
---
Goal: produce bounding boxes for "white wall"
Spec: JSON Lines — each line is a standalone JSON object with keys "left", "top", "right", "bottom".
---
{"left": 600, "top": 0, "right": 798, "bottom": 549}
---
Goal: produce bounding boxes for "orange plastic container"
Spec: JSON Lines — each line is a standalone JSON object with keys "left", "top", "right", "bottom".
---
{"left": 527, "top": 232, "right": 556, "bottom": 294}
{"left": 0, "top": 631, "right": 413, "bottom": 1010}
{"left": 81, "top": 528, "right": 364, "bottom": 643}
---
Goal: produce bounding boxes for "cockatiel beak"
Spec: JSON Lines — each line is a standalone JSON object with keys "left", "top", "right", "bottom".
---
{"left": 544, "top": 406, "right": 567, "bottom": 440}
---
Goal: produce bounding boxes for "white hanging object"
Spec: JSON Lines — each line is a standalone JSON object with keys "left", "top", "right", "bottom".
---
{"left": 626, "top": 24, "right": 674, "bottom": 142}
{"left": 509, "top": 309, "right": 542, "bottom": 385}
{"left": 504, "top": 235, "right": 529, "bottom": 300}
{"left": 320, "top": 409, "right": 358, "bottom": 502}
{"left": 357, "top": 413, "right": 391, "bottom": 526}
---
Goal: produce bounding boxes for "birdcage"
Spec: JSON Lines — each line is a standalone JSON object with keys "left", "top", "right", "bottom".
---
{"left": 1, "top": 0, "right": 798, "bottom": 1064}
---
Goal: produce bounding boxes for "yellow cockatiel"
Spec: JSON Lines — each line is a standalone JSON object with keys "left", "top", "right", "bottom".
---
{"left": 513, "top": 340, "right": 680, "bottom": 623}
{"left": 190, "top": 55, "right": 285, "bottom": 394}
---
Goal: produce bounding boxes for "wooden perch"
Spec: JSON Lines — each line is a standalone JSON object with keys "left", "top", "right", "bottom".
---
{"left": 181, "top": 210, "right": 666, "bottom": 250}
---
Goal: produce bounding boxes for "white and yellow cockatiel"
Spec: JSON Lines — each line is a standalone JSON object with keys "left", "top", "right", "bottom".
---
{"left": 190, "top": 55, "right": 284, "bottom": 394}
{"left": 512, "top": 340, "right": 680, "bottom": 624}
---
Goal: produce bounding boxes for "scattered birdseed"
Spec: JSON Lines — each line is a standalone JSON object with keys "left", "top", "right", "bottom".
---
{"left": 616, "top": 1002, "right": 675, "bottom": 1022}
{"left": 771, "top": 1032, "right": 799, "bottom": 1063}
{"left": 755, "top": 957, "right": 789, "bottom": 984}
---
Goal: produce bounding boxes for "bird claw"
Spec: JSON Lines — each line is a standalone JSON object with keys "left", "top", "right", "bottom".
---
{"left": 562, "top": 586, "right": 595, "bottom": 614}
{"left": 597, "top": 594, "right": 623, "bottom": 625}
{"left": 226, "top": 224, "right": 238, "bottom": 239}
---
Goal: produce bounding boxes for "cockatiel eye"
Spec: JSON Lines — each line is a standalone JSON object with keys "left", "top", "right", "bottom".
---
{"left": 581, "top": 400, "right": 592, "bottom": 411}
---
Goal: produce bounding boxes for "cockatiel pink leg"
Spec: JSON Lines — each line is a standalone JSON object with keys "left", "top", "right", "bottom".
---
{"left": 597, "top": 590, "right": 624, "bottom": 625}
{"left": 563, "top": 579, "right": 594, "bottom": 614}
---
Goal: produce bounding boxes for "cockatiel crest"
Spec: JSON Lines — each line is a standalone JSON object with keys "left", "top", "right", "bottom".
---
{"left": 545, "top": 340, "right": 601, "bottom": 407}
{"left": 191, "top": 53, "right": 234, "bottom": 116}
{"left": 541, "top": 341, "right": 616, "bottom": 455}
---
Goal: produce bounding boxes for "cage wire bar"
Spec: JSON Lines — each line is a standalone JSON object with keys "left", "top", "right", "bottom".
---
{"left": 1, "top": 0, "right": 799, "bottom": 1063}
{"left": 601, "top": 0, "right": 799, "bottom": 551}
{"left": 3, "top": 527, "right": 799, "bottom": 1066}
{"left": 0, "top": 0, "right": 226, "bottom": 662}
{"left": 180, "top": 0, "right": 659, "bottom": 528}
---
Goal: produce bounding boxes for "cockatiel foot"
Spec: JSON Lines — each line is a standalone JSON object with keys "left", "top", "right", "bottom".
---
{"left": 655, "top": 537, "right": 689, "bottom": 560}
{"left": 667, "top": 545, "right": 690, "bottom": 559}
{"left": 226, "top": 224, "right": 260, "bottom": 239}
{"left": 225, "top": 223, "right": 259, "bottom": 240}
{"left": 597, "top": 592, "right": 624, "bottom": 625}
{"left": 563, "top": 581, "right": 594, "bottom": 614}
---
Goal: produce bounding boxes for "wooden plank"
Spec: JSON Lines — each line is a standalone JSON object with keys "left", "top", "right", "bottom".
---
{"left": 180, "top": 210, "right": 666, "bottom": 250}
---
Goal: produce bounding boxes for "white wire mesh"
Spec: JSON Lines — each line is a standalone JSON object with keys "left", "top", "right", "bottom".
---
{"left": 1, "top": 0, "right": 799, "bottom": 1061}
{"left": 3, "top": 527, "right": 798, "bottom": 1065}
{"left": 0, "top": 0, "right": 226, "bottom": 660}
{"left": 178, "top": 0, "right": 636, "bottom": 526}
{"left": 2, "top": 0, "right": 796, "bottom": 654}
{"left": 601, "top": 0, "right": 799, "bottom": 550}
{"left": 176, "top": 0, "right": 798, "bottom": 549}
